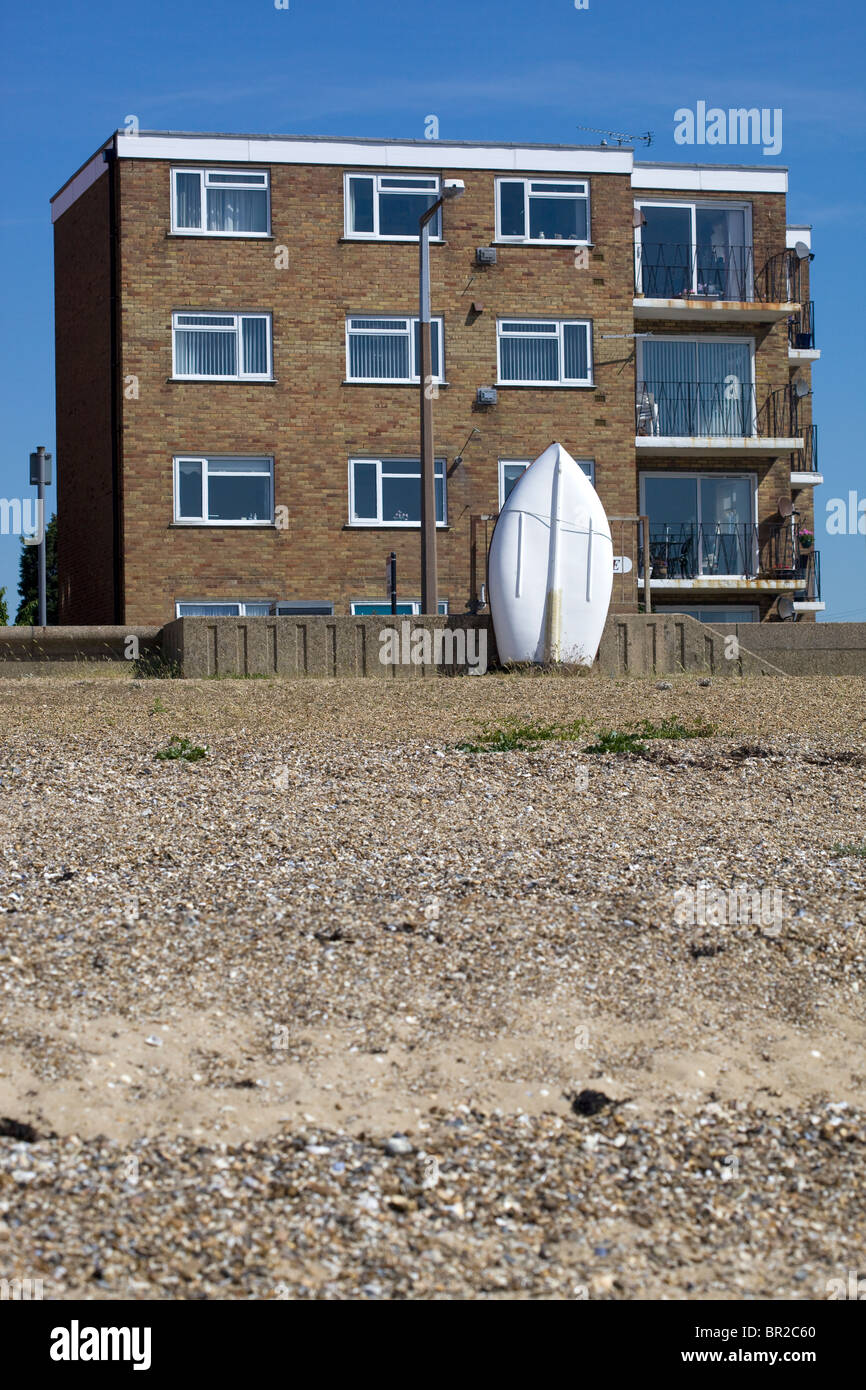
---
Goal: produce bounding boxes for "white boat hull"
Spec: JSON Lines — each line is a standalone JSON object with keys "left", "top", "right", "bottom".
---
{"left": 488, "top": 442, "right": 614, "bottom": 666}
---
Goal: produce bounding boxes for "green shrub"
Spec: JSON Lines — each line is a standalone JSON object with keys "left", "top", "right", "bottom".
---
{"left": 154, "top": 735, "right": 207, "bottom": 762}
{"left": 457, "top": 716, "right": 586, "bottom": 753}
{"left": 585, "top": 716, "right": 715, "bottom": 756}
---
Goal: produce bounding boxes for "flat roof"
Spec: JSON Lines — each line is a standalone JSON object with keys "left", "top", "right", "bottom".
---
{"left": 51, "top": 129, "right": 791, "bottom": 218}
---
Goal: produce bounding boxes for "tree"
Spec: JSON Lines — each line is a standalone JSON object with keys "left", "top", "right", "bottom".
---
{"left": 15, "top": 513, "right": 58, "bottom": 625}
{"left": 0, "top": 587, "right": 8, "bottom": 627}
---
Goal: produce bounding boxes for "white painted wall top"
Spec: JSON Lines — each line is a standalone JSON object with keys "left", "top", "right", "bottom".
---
{"left": 113, "top": 131, "right": 635, "bottom": 174}
{"left": 786, "top": 225, "right": 812, "bottom": 249}
{"left": 51, "top": 131, "right": 792, "bottom": 219}
{"left": 51, "top": 151, "right": 107, "bottom": 222}
{"left": 632, "top": 163, "right": 787, "bottom": 194}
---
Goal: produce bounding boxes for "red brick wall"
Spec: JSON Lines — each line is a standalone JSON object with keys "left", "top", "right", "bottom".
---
{"left": 54, "top": 165, "right": 117, "bottom": 623}
{"left": 116, "top": 158, "right": 638, "bottom": 623}
{"left": 56, "top": 154, "right": 801, "bottom": 625}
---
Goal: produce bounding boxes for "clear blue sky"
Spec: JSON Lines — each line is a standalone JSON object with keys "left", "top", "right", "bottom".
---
{"left": 1, "top": 0, "right": 864, "bottom": 619}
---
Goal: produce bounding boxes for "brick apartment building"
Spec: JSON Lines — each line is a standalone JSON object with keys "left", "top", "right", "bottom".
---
{"left": 51, "top": 131, "right": 823, "bottom": 626}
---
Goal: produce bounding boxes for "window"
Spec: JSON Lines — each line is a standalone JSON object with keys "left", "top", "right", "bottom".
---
{"left": 636, "top": 337, "right": 754, "bottom": 436}
{"left": 171, "top": 168, "right": 270, "bottom": 236}
{"left": 654, "top": 605, "right": 759, "bottom": 623}
{"left": 346, "top": 316, "right": 444, "bottom": 383}
{"left": 349, "top": 457, "right": 446, "bottom": 526}
{"left": 639, "top": 472, "right": 757, "bottom": 578}
{"left": 351, "top": 600, "right": 449, "bottom": 615}
{"left": 497, "top": 319, "right": 592, "bottom": 386}
{"left": 174, "top": 456, "right": 274, "bottom": 525}
{"left": 275, "top": 602, "right": 335, "bottom": 616}
{"left": 635, "top": 201, "right": 751, "bottom": 299}
{"left": 497, "top": 178, "right": 589, "bottom": 243}
{"left": 176, "top": 601, "right": 274, "bottom": 616}
{"left": 172, "top": 312, "right": 272, "bottom": 380}
{"left": 345, "top": 174, "right": 441, "bottom": 239}
{"left": 499, "top": 457, "right": 594, "bottom": 507}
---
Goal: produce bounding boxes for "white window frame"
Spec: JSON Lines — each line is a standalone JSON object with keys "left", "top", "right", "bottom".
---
{"left": 498, "top": 457, "right": 594, "bottom": 508}
{"left": 173, "top": 455, "right": 275, "bottom": 526}
{"left": 171, "top": 311, "right": 273, "bottom": 381}
{"left": 350, "top": 600, "right": 449, "bottom": 615}
{"left": 496, "top": 318, "right": 593, "bottom": 387}
{"left": 634, "top": 200, "right": 753, "bottom": 298}
{"left": 495, "top": 177, "right": 590, "bottom": 245}
{"left": 274, "top": 601, "right": 335, "bottom": 616}
{"left": 345, "top": 315, "right": 445, "bottom": 384}
{"left": 639, "top": 470, "right": 759, "bottom": 579}
{"left": 175, "top": 600, "right": 276, "bottom": 617}
{"left": 170, "top": 168, "right": 271, "bottom": 237}
{"left": 654, "top": 604, "right": 760, "bottom": 622}
{"left": 636, "top": 334, "right": 757, "bottom": 435}
{"left": 343, "top": 173, "right": 443, "bottom": 241}
{"left": 347, "top": 457, "right": 447, "bottom": 528}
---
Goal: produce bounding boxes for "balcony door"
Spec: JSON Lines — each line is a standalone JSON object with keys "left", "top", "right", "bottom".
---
{"left": 638, "top": 204, "right": 692, "bottom": 297}
{"left": 637, "top": 203, "right": 751, "bottom": 299}
{"left": 695, "top": 207, "right": 748, "bottom": 299}
{"left": 639, "top": 338, "right": 754, "bottom": 437}
{"left": 641, "top": 472, "right": 757, "bottom": 577}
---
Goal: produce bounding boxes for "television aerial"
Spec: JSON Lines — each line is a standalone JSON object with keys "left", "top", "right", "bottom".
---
{"left": 577, "top": 125, "right": 653, "bottom": 147}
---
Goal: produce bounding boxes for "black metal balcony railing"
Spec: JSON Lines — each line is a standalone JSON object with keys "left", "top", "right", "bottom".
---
{"left": 792, "top": 423, "right": 819, "bottom": 473}
{"left": 636, "top": 382, "right": 801, "bottom": 439}
{"left": 635, "top": 243, "right": 753, "bottom": 300}
{"left": 635, "top": 245, "right": 803, "bottom": 304}
{"left": 756, "top": 384, "right": 802, "bottom": 439}
{"left": 638, "top": 523, "right": 821, "bottom": 599}
{"left": 788, "top": 300, "right": 816, "bottom": 350}
{"left": 797, "top": 548, "right": 821, "bottom": 602}
{"left": 754, "top": 250, "right": 803, "bottom": 305}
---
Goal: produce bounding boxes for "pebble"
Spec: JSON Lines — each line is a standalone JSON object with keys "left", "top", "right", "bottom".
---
{"left": 385, "top": 1136, "right": 413, "bottom": 1156}
{"left": 0, "top": 674, "right": 862, "bottom": 1300}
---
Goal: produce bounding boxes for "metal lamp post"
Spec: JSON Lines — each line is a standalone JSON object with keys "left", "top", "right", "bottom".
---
{"left": 419, "top": 179, "right": 464, "bottom": 614}
{"left": 28, "top": 446, "right": 52, "bottom": 626}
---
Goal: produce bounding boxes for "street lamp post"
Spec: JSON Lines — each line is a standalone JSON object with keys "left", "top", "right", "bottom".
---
{"left": 419, "top": 180, "right": 464, "bottom": 614}
{"left": 28, "top": 446, "right": 52, "bottom": 626}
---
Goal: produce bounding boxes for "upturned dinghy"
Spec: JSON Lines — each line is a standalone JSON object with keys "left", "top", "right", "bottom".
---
{"left": 488, "top": 442, "right": 613, "bottom": 665}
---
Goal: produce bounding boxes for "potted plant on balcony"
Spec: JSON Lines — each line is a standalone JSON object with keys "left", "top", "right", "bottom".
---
{"left": 798, "top": 528, "right": 814, "bottom": 550}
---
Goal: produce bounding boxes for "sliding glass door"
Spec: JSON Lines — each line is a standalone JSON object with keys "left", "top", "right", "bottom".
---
{"left": 637, "top": 203, "right": 752, "bottom": 300}
{"left": 639, "top": 338, "right": 754, "bottom": 437}
{"left": 638, "top": 204, "right": 692, "bottom": 297}
{"left": 641, "top": 472, "right": 757, "bottom": 578}
{"left": 695, "top": 207, "right": 748, "bottom": 299}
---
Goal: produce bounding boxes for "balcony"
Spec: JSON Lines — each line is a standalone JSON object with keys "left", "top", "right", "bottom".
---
{"left": 793, "top": 549, "right": 824, "bottom": 611}
{"left": 634, "top": 245, "right": 801, "bottom": 322}
{"left": 636, "top": 382, "right": 804, "bottom": 456}
{"left": 788, "top": 301, "right": 820, "bottom": 360}
{"left": 791, "top": 423, "right": 822, "bottom": 487}
{"left": 637, "top": 523, "right": 822, "bottom": 599}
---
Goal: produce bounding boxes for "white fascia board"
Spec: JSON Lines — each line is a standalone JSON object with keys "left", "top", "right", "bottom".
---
{"left": 51, "top": 151, "right": 108, "bottom": 222}
{"left": 114, "top": 132, "right": 634, "bottom": 174}
{"left": 786, "top": 225, "right": 812, "bottom": 249}
{"left": 632, "top": 165, "right": 787, "bottom": 194}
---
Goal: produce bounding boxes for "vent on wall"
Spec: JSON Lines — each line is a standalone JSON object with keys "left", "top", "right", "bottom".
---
{"left": 476, "top": 387, "right": 498, "bottom": 406}
{"left": 476, "top": 246, "right": 497, "bottom": 266}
